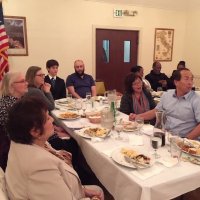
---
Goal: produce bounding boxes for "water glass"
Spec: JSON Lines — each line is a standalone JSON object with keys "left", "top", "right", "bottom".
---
{"left": 86, "top": 92, "right": 92, "bottom": 101}
{"left": 82, "top": 101, "right": 87, "bottom": 116}
{"left": 170, "top": 137, "right": 182, "bottom": 164}
{"left": 75, "top": 99, "right": 82, "bottom": 114}
{"left": 66, "top": 93, "right": 72, "bottom": 102}
{"left": 114, "top": 123, "right": 123, "bottom": 140}
{"left": 135, "top": 116, "right": 144, "bottom": 135}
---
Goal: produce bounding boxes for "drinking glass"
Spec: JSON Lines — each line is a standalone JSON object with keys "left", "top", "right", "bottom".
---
{"left": 170, "top": 137, "right": 182, "bottom": 164}
{"left": 66, "top": 93, "right": 72, "bottom": 103}
{"left": 75, "top": 99, "right": 82, "bottom": 114}
{"left": 114, "top": 123, "right": 123, "bottom": 140}
{"left": 82, "top": 101, "right": 87, "bottom": 116}
{"left": 166, "top": 131, "right": 178, "bottom": 151}
{"left": 86, "top": 92, "right": 92, "bottom": 101}
{"left": 135, "top": 116, "right": 144, "bottom": 135}
{"left": 150, "top": 134, "right": 162, "bottom": 159}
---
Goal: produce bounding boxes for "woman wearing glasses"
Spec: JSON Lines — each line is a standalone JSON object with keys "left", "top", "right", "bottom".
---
{"left": 120, "top": 73, "right": 156, "bottom": 122}
{"left": 25, "top": 66, "right": 55, "bottom": 111}
{"left": 0, "top": 72, "right": 28, "bottom": 171}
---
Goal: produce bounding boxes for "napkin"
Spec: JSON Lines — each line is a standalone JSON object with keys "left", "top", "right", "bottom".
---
{"left": 101, "top": 149, "right": 114, "bottom": 157}
{"left": 141, "top": 125, "right": 154, "bottom": 136}
{"left": 64, "top": 118, "right": 92, "bottom": 129}
{"left": 158, "top": 157, "right": 178, "bottom": 167}
{"left": 131, "top": 164, "right": 164, "bottom": 180}
{"left": 129, "top": 135, "right": 144, "bottom": 146}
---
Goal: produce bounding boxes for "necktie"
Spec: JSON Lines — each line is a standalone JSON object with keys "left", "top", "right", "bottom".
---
{"left": 51, "top": 78, "right": 55, "bottom": 88}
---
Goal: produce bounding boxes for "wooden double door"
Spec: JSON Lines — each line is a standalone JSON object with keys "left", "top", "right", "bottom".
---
{"left": 96, "top": 29, "right": 139, "bottom": 93}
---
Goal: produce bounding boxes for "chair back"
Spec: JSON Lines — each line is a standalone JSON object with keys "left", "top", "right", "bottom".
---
{"left": 95, "top": 81, "right": 106, "bottom": 96}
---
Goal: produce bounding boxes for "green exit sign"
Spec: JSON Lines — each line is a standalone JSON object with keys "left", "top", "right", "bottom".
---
{"left": 114, "top": 9, "right": 123, "bottom": 17}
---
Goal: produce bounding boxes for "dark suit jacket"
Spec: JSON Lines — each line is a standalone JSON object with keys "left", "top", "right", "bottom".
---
{"left": 45, "top": 75, "right": 66, "bottom": 100}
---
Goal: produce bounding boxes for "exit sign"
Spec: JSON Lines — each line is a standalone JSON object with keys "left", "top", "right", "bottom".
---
{"left": 113, "top": 9, "right": 123, "bottom": 17}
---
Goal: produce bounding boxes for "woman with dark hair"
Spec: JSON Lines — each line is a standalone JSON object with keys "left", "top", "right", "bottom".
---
{"left": 5, "top": 97, "right": 104, "bottom": 200}
{"left": 131, "top": 65, "right": 151, "bottom": 90}
{"left": 120, "top": 73, "right": 156, "bottom": 120}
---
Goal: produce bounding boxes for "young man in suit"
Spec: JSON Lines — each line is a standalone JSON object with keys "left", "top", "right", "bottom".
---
{"left": 45, "top": 59, "right": 66, "bottom": 100}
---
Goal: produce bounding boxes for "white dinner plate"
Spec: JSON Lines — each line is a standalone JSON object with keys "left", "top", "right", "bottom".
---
{"left": 57, "top": 112, "right": 81, "bottom": 120}
{"left": 75, "top": 127, "right": 111, "bottom": 139}
{"left": 123, "top": 127, "right": 138, "bottom": 132}
{"left": 111, "top": 147, "right": 153, "bottom": 169}
{"left": 177, "top": 139, "right": 200, "bottom": 158}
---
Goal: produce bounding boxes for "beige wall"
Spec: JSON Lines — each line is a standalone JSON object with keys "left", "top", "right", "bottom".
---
{"left": 3, "top": 0, "right": 197, "bottom": 81}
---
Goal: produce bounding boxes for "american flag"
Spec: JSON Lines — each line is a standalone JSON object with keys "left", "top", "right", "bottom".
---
{"left": 0, "top": 2, "right": 9, "bottom": 81}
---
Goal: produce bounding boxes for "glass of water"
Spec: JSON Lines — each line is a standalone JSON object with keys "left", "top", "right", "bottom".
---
{"left": 86, "top": 92, "right": 91, "bottom": 101}
{"left": 135, "top": 116, "right": 144, "bottom": 135}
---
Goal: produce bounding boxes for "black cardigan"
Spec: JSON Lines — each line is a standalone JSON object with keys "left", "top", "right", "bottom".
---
{"left": 120, "top": 90, "right": 156, "bottom": 115}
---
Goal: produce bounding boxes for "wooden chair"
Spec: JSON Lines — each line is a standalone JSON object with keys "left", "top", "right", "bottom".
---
{"left": 95, "top": 81, "right": 106, "bottom": 96}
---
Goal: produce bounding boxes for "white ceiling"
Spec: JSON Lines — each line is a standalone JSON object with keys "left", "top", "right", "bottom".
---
{"left": 85, "top": 0, "right": 200, "bottom": 11}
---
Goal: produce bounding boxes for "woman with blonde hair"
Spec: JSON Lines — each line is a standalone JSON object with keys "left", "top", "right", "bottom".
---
{"left": 0, "top": 72, "right": 28, "bottom": 170}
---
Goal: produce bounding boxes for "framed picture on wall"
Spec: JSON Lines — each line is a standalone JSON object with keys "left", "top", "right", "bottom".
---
{"left": 4, "top": 16, "right": 28, "bottom": 56}
{"left": 153, "top": 28, "right": 174, "bottom": 61}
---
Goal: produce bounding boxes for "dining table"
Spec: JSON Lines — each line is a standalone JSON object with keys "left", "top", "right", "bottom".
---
{"left": 51, "top": 98, "right": 200, "bottom": 200}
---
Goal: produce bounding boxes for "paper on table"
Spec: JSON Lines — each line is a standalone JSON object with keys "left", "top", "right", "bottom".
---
{"left": 158, "top": 156, "right": 178, "bottom": 168}
{"left": 63, "top": 118, "right": 92, "bottom": 129}
{"left": 129, "top": 135, "right": 144, "bottom": 146}
{"left": 101, "top": 149, "right": 115, "bottom": 157}
{"left": 131, "top": 164, "right": 165, "bottom": 180}
{"left": 141, "top": 125, "right": 154, "bottom": 136}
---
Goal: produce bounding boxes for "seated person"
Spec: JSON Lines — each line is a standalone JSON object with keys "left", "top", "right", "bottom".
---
{"left": 5, "top": 97, "right": 104, "bottom": 200}
{"left": 0, "top": 72, "right": 28, "bottom": 171}
{"left": 25, "top": 66, "right": 55, "bottom": 111}
{"left": 131, "top": 65, "right": 151, "bottom": 91}
{"left": 130, "top": 68, "right": 200, "bottom": 140}
{"left": 120, "top": 73, "right": 156, "bottom": 123}
{"left": 66, "top": 60, "right": 96, "bottom": 98}
{"left": 45, "top": 59, "right": 66, "bottom": 100}
{"left": 145, "top": 61, "right": 170, "bottom": 91}
{"left": 168, "top": 61, "right": 186, "bottom": 89}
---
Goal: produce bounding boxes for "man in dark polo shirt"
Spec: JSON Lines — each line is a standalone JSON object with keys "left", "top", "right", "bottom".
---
{"left": 66, "top": 60, "right": 96, "bottom": 98}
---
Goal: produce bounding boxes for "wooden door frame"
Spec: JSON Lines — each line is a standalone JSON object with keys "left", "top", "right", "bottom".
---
{"left": 92, "top": 25, "right": 142, "bottom": 80}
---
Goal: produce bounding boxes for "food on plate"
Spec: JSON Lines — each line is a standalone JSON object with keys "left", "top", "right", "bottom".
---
{"left": 59, "top": 112, "right": 79, "bottom": 119}
{"left": 121, "top": 148, "right": 151, "bottom": 165}
{"left": 121, "top": 148, "right": 138, "bottom": 158}
{"left": 84, "top": 127, "right": 108, "bottom": 137}
{"left": 88, "top": 116, "right": 101, "bottom": 123}
{"left": 122, "top": 121, "right": 137, "bottom": 131}
{"left": 85, "top": 111, "right": 101, "bottom": 118}
{"left": 177, "top": 139, "right": 200, "bottom": 156}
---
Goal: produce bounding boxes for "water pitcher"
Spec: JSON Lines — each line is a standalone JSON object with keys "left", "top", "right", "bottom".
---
{"left": 153, "top": 110, "right": 165, "bottom": 146}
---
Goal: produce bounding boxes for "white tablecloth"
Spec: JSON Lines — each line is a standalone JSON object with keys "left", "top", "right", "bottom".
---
{"left": 51, "top": 109, "right": 200, "bottom": 200}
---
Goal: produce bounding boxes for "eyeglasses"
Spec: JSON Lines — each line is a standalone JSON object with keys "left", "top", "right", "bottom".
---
{"left": 13, "top": 80, "right": 27, "bottom": 84}
{"left": 36, "top": 74, "right": 45, "bottom": 78}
